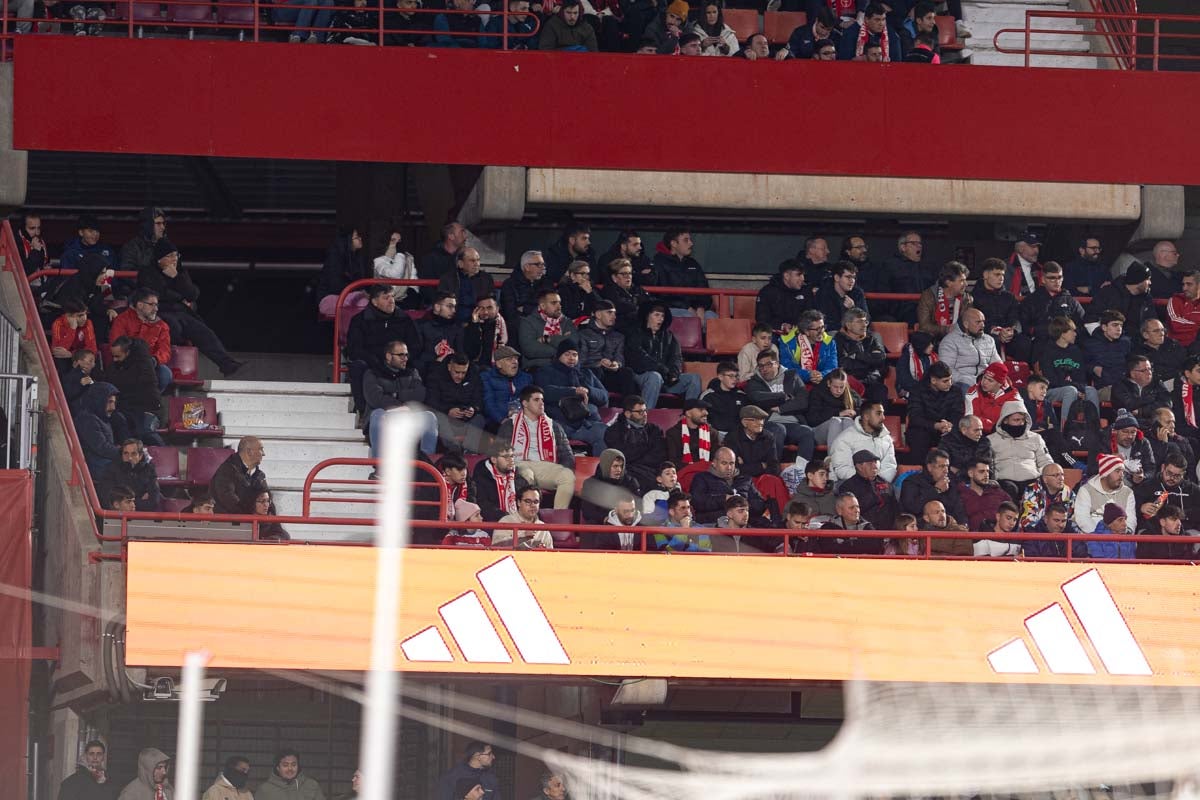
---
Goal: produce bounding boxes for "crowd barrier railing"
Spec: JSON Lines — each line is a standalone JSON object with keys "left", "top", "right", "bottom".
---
{"left": 0, "top": 0, "right": 539, "bottom": 51}
{"left": 994, "top": 9, "right": 1200, "bottom": 71}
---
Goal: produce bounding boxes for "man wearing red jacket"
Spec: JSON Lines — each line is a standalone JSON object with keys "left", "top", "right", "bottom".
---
{"left": 110, "top": 287, "right": 172, "bottom": 391}
{"left": 964, "top": 361, "right": 1019, "bottom": 435}
{"left": 1167, "top": 270, "right": 1200, "bottom": 347}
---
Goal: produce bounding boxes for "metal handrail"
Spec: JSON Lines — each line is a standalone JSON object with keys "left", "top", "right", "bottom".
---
{"left": 301, "top": 456, "right": 449, "bottom": 516}
{"left": 995, "top": 9, "right": 1200, "bottom": 71}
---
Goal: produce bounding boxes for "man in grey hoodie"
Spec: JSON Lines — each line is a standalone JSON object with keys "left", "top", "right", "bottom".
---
{"left": 116, "top": 748, "right": 171, "bottom": 800}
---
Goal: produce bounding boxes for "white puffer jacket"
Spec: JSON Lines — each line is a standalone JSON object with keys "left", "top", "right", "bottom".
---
{"left": 987, "top": 399, "right": 1053, "bottom": 483}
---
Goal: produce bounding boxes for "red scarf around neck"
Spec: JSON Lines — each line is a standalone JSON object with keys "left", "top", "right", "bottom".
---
{"left": 1184, "top": 381, "right": 1197, "bottom": 429}
{"left": 511, "top": 412, "right": 556, "bottom": 463}
{"left": 679, "top": 422, "right": 712, "bottom": 464}
{"left": 934, "top": 287, "right": 958, "bottom": 328}
{"left": 540, "top": 312, "right": 562, "bottom": 337}
{"left": 856, "top": 21, "right": 889, "bottom": 60}
{"left": 486, "top": 461, "right": 517, "bottom": 516}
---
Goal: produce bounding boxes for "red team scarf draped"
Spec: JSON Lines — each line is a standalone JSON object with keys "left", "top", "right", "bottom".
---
{"left": 486, "top": 461, "right": 517, "bottom": 516}
{"left": 539, "top": 312, "right": 562, "bottom": 337}
{"left": 856, "top": 21, "right": 890, "bottom": 60}
{"left": 828, "top": 0, "right": 855, "bottom": 16}
{"left": 679, "top": 422, "right": 712, "bottom": 464}
{"left": 511, "top": 412, "right": 557, "bottom": 462}
{"left": 934, "top": 288, "right": 958, "bottom": 328}
{"left": 798, "top": 335, "right": 818, "bottom": 372}
{"left": 1185, "top": 381, "right": 1197, "bottom": 429}
{"left": 909, "top": 347, "right": 938, "bottom": 381}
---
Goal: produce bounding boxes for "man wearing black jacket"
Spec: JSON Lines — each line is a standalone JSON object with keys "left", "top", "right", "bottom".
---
{"left": 904, "top": 362, "right": 961, "bottom": 465}
{"left": 1016, "top": 262, "right": 1084, "bottom": 363}
{"left": 543, "top": 222, "right": 595, "bottom": 285}
{"left": 650, "top": 229, "right": 713, "bottom": 314}
{"left": 878, "top": 231, "right": 935, "bottom": 323}
{"left": 832, "top": 307, "right": 888, "bottom": 404}
{"left": 624, "top": 303, "right": 701, "bottom": 408}
{"left": 14, "top": 210, "right": 48, "bottom": 277}
{"left": 724, "top": 405, "right": 780, "bottom": 478}
{"left": 137, "top": 239, "right": 243, "bottom": 377}
{"left": 426, "top": 354, "right": 486, "bottom": 454}
{"left": 839, "top": 450, "right": 899, "bottom": 531}
{"left": 899, "top": 448, "right": 968, "bottom": 525}
{"left": 106, "top": 337, "right": 165, "bottom": 447}
{"left": 599, "top": 230, "right": 653, "bottom": 285}
{"left": 363, "top": 341, "right": 438, "bottom": 459}
{"left": 1133, "top": 452, "right": 1200, "bottom": 530}
{"left": 461, "top": 296, "right": 504, "bottom": 369}
{"left": 701, "top": 362, "right": 749, "bottom": 434}
{"left": 598, "top": 258, "right": 650, "bottom": 335}
{"left": 345, "top": 283, "right": 423, "bottom": 414}
{"left": 1111, "top": 354, "right": 1171, "bottom": 427}
{"left": 416, "top": 292, "right": 466, "bottom": 374}
{"left": 604, "top": 395, "right": 668, "bottom": 488}
{"left": 744, "top": 349, "right": 815, "bottom": 460}
{"left": 1086, "top": 262, "right": 1157, "bottom": 330}
{"left": 499, "top": 250, "right": 551, "bottom": 335}
{"left": 755, "top": 259, "right": 810, "bottom": 333}
{"left": 1133, "top": 317, "right": 1186, "bottom": 380}
{"left": 972, "top": 258, "right": 1021, "bottom": 358}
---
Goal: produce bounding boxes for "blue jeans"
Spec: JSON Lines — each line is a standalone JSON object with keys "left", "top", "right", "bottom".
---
{"left": 369, "top": 408, "right": 439, "bottom": 459}
{"left": 638, "top": 371, "right": 701, "bottom": 409}
{"left": 155, "top": 363, "right": 172, "bottom": 392}
{"left": 273, "top": 0, "right": 334, "bottom": 40}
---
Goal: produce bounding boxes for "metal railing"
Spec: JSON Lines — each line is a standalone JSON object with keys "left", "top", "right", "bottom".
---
{"left": 0, "top": 0, "right": 539, "bottom": 51}
{"left": 994, "top": 9, "right": 1200, "bottom": 71}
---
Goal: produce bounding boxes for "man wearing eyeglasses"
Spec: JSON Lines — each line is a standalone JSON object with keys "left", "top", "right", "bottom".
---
{"left": 110, "top": 287, "right": 174, "bottom": 392}
{"left": 879, "top": 230, "right": 934, "bottom": 324}
{"left": 1112, "top": 354, "right": 1171, "bottom": 428}
{"left": 1134, "top": 452, "right": 1200, "bottom": 532}
{"left": 1062, "top": 237, "right": 1107, "bottom": 298}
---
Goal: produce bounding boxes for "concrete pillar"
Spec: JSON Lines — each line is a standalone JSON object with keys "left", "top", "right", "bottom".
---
{"left": 1129, "top": 184, "right": 1186, "bottom": 244}
{"left": 0, "top": 63, "right": 29, "bottom": 210}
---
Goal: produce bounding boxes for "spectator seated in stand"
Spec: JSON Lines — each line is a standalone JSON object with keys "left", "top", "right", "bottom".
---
{"left": 780, "top": 6, "right": 838, "bottom": 60}
{"left": 1022, "top": 375, "right": 1074, "bottom": 469}
{"left": 838, "top": 449, "right": 899, "bottom": 531}
{"left": 899, "top": 447, "right": 967, "bottom": 524}
{"left": 1167, "top": 269, "right": 1200, "bottom": 348}
{"left": 496, "top": 485, "right": 555, "bottom": 549}
{"left": 578, "top": 299, "right": 657, "bottom": 401}
{"left": 519, "top": 289, "right": 578, "bottom": 371}
{"left": 604, "top": 395, "right": 668, "bottom": 489}
{"left": 462, "top": 295, "right": 508, "bottom": 370}
{"left": 938, "top": 308, "right": 1001, "bottom": 394}
{"left": 1061, "top": 236, "right": 1108, "bottom": 299}
{"left": 640, "top": 461, "right": 680, "bottom": 523}
{"left": 598, "top": 257, "right": 650, "bottom": 336}
{"left": 438, "top": 246, "right": 495, "bottom": 323}
{"left": 829, "top": 401, "right": 896, "bottom": 483}
{"left": 653, "top": 491, "right": 712, "bottom": 552}
{"left": 1023, "top": 502, "right": 1087, "bottom": 559}
{"left": 481, "top": 345, "right": 531, "bottom": 429}
{"left": 13, "top": 210, "right": 47, "bottom": 278}
{"left": 1139, "top": 504, "right": 1196, "bottom": 560}
{"left": 501, "top": 251, "right": 553, "bottom": 336}
{"left": 316, "top": 226, "right": 369, "bottom": 317}
{"left": 814, "top": 261, "right": 868, "bottom": 335}
{"left": 819, "top": 491, "right": 879, "bottom": 555}
{"left": 778, "top": 309, "right": 838, "bottom": 384}
{"left": 804, "top": 367, "right": 860, "bottom": 449}
{"left": 689, "top": 447, "right": 768, "bottom": 526}
{"left": 755, "top": 259, "right": 811, "bottom": 335}
{"left": 327, "top": 0, "right": 383, "bottom": 44}
{"left": 1073, "top": 453, "right": 1135, "bottom": 534}
{"left": 42, "top": 252, "right": 114, "bottom": 341}
{"left": 837, "top": 3, "right": 900, "bottom": 61}
{"left": 433, "top": 0, "right": 483, "bottom": 47}
{"left": 440, "top": 452, "right": 476, "bottom": 520}
{"left": 210, "top": 436, "right": 268, "bottom": 515}
{"left": 538, "top": 0, "right": 598, "bottom": 50}
{"left": 105, "top": 337, "right": 166, "bottom": 448}
{"left": 899, "top": 1, "right": 939, "bottom": 59}
{"left": 701, "top": 360, "right": 748, "bottom": 436}
{"left": 1087, "top": 262, "right": 1156, "bottom": 333}
{"left": 896, "top": 331, "right": 937, "bottom": 398}
{"left": 624, "top": 302, "right": 702, "bottom": 407}
{"left": 536, "top": 338, "right": 609, "bottom": 456}
{"left": 745, "top": 348, "right": 816, "bottom": 461}
{"left": 686, "top": 0, "right": 740, "bottom": 56}
{"left": 416, "top": 291, "right": 466, "bottom": 374}
{"left": 964, "top": 361, "right": 1019, "bottom": 436}
{"left": 363, "top": 340, "right": 439, "bottom": 463}
{"left": 1016, "top": 260, "right": 1084, "bottom": 365}
{"left": 98, "top": 438, "right": 161, "bottom": 512}
{"left": 789, "top": 458, "right": 837, "bottom": 523}
{"left": 973, "top": 500, "right": 1022, "bottom": 557}
{"left": 988, "top": 400, "right": 1053, "bottom": 501}
{"left": 916, "top": 261, "right": 971, "bottom": 340}
{"left": 107, "top": 485, "right": 136, "bottom": 514}
{"left": 1082, "top": 503, "right": 1135, "bottom": 560}
{"left": 649, "top": 228, "right": 715, "bottom": 319}
{"left": 1132, "top": 452, "right": 1200, "bottom": 533}
{"left": 60, "top": 214, "right": 116, "bottom": 272}
{"left": 49, "top": 299, "right": 97, "bottom": 374}
{"left": 904, "top": 361, "right": 960, "bottom": 464}
{"left": 940, "top": 414, "right": 993, "bottom": 477}
{"left": 1133, "top": 316, "right": 1185, "bottom": 388}
{"left": 724, "top": 405, "right": 782, "bottom": 481}
{"left": 957, "top": 457, "right": 1011, "bottom": 531}
{"left": 482, "top": 0, "right": 539, "bottom": 48}
{"left": 252, "top": 490, "right": 290, "bottom": 540}
{"left": 76, "top": 382, "right": 122, "bottom": 479}
{"left": 473, "top": 442, "right": 523, "bottom": 522}
{"left": 544, "top": 225, "right": 596, "bottom": 284}
{"left": 344, "top": 283, "right": 423, "bottom": 415}
{"left": 587, "top": 496, "right": 644, "bottom": 551}
{"left": 579, "top": 448, "right": 641, "bottom": 525}
{"left": 110, "top": 287, "right": 173, "bottom": 392}
{"left": 427, "top": 353, "right": 487, "bottom": 454}
{"left": 183, "top": 488, "right": 216, "bottom": 515}
{"left": 664, "top": 398, "right": 720, "bottom": 469}
{"left": 1081, "top": 309, "right": 1131, "bottom": 403}
{"left": 62, "top": 349, "right": 98, "bottom": 412}
{"left": 902, "top": 30, "right": 939, "bottom": 62}
{"left": 919, "top": 499, "right": 972, "bottom": 555}
{"left": 1113, "top": 353, "right": 1172, "bottom": 432}
{"left": 832, "top": 307, "right": 888, "bottom": 404}
{"left": 738, "top": 323, "right": 778, "bottom": 382}
{"left": 1147, "top": 407, "right": 1196, "bottom": 478}
{"left": 558, "top": 260, "right": 599, "bottom": 321}
{"left": 1037, "top": 315, "right": 1100, "bottom": 426}
{"left": 1100, "top": 409, "right": 1155, "bottom": 488}
{"left": 496, "top": 385, "right": 576, "bottom": 509}
{"left": 971, "top": 257, "right": 1021, "bottom": 361}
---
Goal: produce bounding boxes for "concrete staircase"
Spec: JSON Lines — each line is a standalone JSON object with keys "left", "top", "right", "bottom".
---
{"left": 963, "top": 0, "right": 1100, "bottom": 68}
{"left": 205, "top": 379, "right": 379, "bottom": 542}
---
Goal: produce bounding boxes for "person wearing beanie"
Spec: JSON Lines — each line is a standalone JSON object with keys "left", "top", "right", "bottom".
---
{"left": 135, "top": 238, "right": 246, "bottom": 377}
{"left": 1073, "top": 453, "right": 1135, "bottom": 533}
{"left": 534, "top": 338, "right": 609, "bottom": 455}
{"left": 451, "top": 498, "right": 488, "bottom": 541}
{"left": 1037, "top": 315, "right": 1100, "bottom": 428}
{"left": 1086, "top": 502, "right": 1136, "bottom": 559}
{"left": 642, "top": 0, "right": 688, "bottom": 52}
{"left": 1086, "top": 261, "right": 1157, "bottom": 332}
{"left": 937, "top": 307, "right": 1002, "bottom": 392}
{"left": 986, "top": 400, "right": 1053, "bottom": 499}
{"left": 537, "top": 0, "right": 598, "bottom": 50}
{"left": 1094, "top": 408, "right": 1155, "bottom": 487}
{"left": 964, "top": 360, "right": 1019, "bottom": 436}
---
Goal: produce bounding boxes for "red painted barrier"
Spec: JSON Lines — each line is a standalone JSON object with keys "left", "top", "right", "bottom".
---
{"left": 14, "top": 37, "right": 1200, "bottom": 184}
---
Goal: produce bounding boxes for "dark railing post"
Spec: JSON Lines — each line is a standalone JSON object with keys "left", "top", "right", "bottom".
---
{"left": 253, "top": 0, "right": 259, "bottom": 41}
{"left": 502, "top": 7, "right": 508, "bottom": 49}
{"left": 377, "top": 0, "right": 383, "bottom": 45}
{"left": 1024, "top": 10, "right": 1031, "bottom": 67}
{"left": 128, "top": 0, "right": 134, "bottom": 38}
{"left": 1153, "top": 17, "right": 1160, "bottom": 70}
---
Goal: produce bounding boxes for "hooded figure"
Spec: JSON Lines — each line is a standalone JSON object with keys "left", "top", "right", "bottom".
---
{"left": 120, "top": 206, "right": 166, "bottom": 273}
{"left": 579, "top": 449, "right": 641, "bottom": 525}
{"left": 117, "top": 748, "right": 172, "bottom": 800}
{"left": 76, "top": 382, "right": 122, "bottom": 478}
{"left": 987, "top": 399, "right": 1054, "bottom": 485}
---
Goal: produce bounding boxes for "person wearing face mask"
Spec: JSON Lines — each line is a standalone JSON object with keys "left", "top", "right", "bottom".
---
{"left": 256, "top": 750, "right": 324, "bottom": 800}
{"left": 201, "top": 756, "right": 253, "bottom": 800}
{"left": 988, "top": 400, "right": 1054, "bottom": 501}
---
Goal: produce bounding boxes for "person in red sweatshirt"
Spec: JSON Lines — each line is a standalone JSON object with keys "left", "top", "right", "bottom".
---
{"left": 1167, "top": 270, "right": 1200, "bottom": 347}
{"left": 50, "top": 299, "right": 97, "bottom": 373}
{"left": 109, "top": 287, "right": 172, "bottom": 391}
{"left": 964, "top": 361, "right": 1019, "bottom": 435}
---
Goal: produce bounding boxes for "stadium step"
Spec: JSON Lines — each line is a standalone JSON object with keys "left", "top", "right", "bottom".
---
{"left": 218, "top": 410, "right": 359, "bottom": 431}
{"left": 962, "top": 0, "right": 1101, "bottom": 69}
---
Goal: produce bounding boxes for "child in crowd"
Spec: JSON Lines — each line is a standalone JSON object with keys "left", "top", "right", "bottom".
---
{"left": 50, "top": 299, "right": 97, "bottom": 374}
{"left": 451, "top": 499, "right": 489, "bottom": 541}
{"left": 185, "top": 488, "right": 216, "bottom": 515}
{"left": 1087, "top": 503, "right": 1136, "bottom": 559}
{"left": 896, "top": 331, "right": 937, "bottom": 398}
{"left": 884, "top": 513, "right": 921, "bottom": 556}
{"left": 641, "top": 461, "right": 679, "bottom": 523}
{"left": 62, "top": 348, "right": 98, "bottom": 411}
{"left": 1022, "top": 375, "right": 1077, "bottom": 468}
{"left": 738, "top": 323, "right": 777, "bottom": 382}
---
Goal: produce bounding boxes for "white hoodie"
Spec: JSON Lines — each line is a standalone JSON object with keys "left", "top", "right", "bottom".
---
{"left": 604, "top": 507, "right": 643, "bottom": 550}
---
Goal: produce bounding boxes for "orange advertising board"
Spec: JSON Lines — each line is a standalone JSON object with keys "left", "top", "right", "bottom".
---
{"left": 124, "top": 543, "right": 1200, "bottom": 685}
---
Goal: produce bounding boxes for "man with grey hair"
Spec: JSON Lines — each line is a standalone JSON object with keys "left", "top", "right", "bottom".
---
{"left": 879, "top": 230, "right": 935, "bottom": 323}
{"left": 500, "top": 250, "right": 551, "bottom": 335}
{"left": 1148, "top": 239, "right": 1183, "bottom": 300}
{"left": 833, "top": 306, "right": 888, "bottom": 404}
{"left": 940, "top": 414, "right": 993, "bottom": 476}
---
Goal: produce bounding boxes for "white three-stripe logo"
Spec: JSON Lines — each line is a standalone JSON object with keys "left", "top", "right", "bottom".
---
{"left": 400, "top": 556, "right": 570, "bottom": 665}
{"left": 988, "top": 569, "right": 1151, "bottom": 675}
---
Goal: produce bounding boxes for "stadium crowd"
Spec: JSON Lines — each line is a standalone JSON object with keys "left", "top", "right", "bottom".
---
{"left": 11, "top": 206, "right": 1200, "bottom": 559}
{"left": 6, "top": 0, "right": 963, "bottom": 62}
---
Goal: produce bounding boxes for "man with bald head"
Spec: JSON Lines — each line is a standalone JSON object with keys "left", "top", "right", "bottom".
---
{"left": 918, "top": 498, "right": 972, "bottom": 555}
{"left": 1148, "top": 240, "right": 1183, "bottom": 300}
{"left": 210, "top": 436, "right": 269, "bottom": 514}
{"left": 438, "top": 246, "right": 494, "bottom": 322}
{"left": 938, "top": 307, "right": 1002, "bottom": 392}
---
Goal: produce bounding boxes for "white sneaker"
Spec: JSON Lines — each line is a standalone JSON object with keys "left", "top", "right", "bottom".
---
{"left": 287, "top": 32, "right": 302, "bottom": 42}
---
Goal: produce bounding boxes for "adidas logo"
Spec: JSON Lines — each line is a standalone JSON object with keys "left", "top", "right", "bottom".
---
{"left": 987, "top": 568, "right": 1151, "bottom": 676}
{"left": 401, "top": 556, "right": 570, "bottom": 665}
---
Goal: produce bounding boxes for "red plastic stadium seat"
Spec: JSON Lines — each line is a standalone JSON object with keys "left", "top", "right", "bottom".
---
{"left": 216, "top": 0, "right": 256, "bottom": 26}
{"left": 110, "top": 1, "right": 161, "bottom": 22}
{"left": 670, "top": 316, "right": 707, "bottom": 357}
{"left": 731, "top": 295, "right": 756, "bottom": 321}
{"left": 441, "top": 534, "right": 489, "bottom": 547}
{"left": 168, "top": 346, "right": 204, "bottom": 389}
{"left": 684, "top": 361, "right": 718, "bottom": 389}
{"left": 574, "top": 455, "right": 599, "bottom": 495}
{"left": 538, "top": 509, "right": 579, "bottom": 548}
{"left": 160, "top": 497, "right": 192, "bottom": 513}
{"left": 936, "top": 15, "right": 963, "bottom": 51}
{"left": 646, "top": 408, "right": 681, "bottom": 431}
{"left": 706, "top": 318, "right": 752, "bottom": 357}
{"left": 884, "top": 415, "right": 907, "bottom": 452}
{"left": 338, "top": 304, "right": 367, "bottom": 349}
{"left": 146, "top": 446, "right": 185, "bottom": 488}
{"left": 184, "top": 446, "right": 235, "bottom": 488}
{"left": 166, "top": 397, "right": 225, "bottom": 437}
{"left": 764, "top": 10, "right": 805, "bottom": 45}
{"left": 465, "top": 454, "right": 487, "bottom": 475}
{"left": 873, "top": 321, "right": 910, "bottom": 360}
{"left": 169, "top": 1, "right": 213, "bottom": 24}
{"left": 598, "top": 407, "right": 620, "bottom": 426}
{"left": 723, "top": 8, "right": 759, "bottom": 42}
{"left": 1063, "top": 468, "right": 1083, "bottom": 489}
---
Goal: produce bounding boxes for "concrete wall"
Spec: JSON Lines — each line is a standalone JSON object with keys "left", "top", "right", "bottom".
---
{"left": 0, "top": 63, "right": 29, "bottom": 209}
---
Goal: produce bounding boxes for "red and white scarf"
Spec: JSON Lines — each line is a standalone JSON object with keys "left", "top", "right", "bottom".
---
{"left": 486, "top": 461, "right": 517, "bottom": 516}
{"left": 511, "top": 412, "right": 556, "bottom": 463}
{"left": 797, "top": 334, "right": 818, "bottom": 372}
{"left": 1184, "top": 381, "right": 1197, "bottom": 429}
{"left": 539, "top": 312, "right": 562, "bottom": 338}
{"left": 827, "top": 0, "right": 855, "bottom": 16}
{"left": 934, "top": 287, "right": 960, "bottom": 328}
{"left": 679, "top": 422, "right": 712, "bottom": 465}
{"left": 909, "top": 345, "right": 938, "bottom": 382}
{"left": 856, "top": 20, "right": 890, "bottom": 61}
